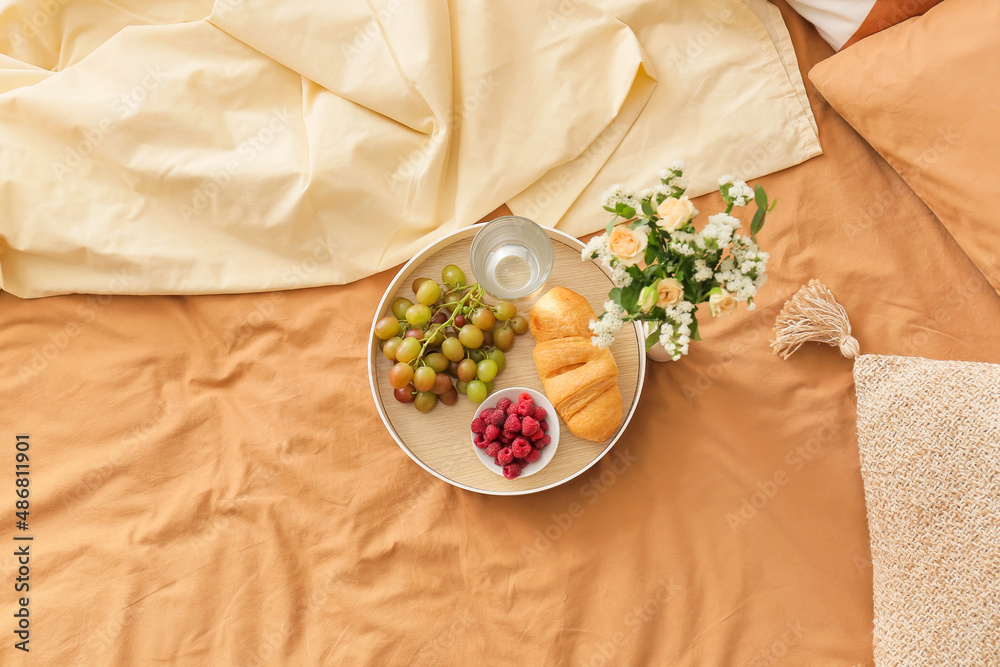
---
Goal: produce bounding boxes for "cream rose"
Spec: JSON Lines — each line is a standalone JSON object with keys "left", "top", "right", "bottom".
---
{"left": 655, "top": 277, "right": 684, "bottom": 308}
{"left": 655, "top": 196, "right": 696, "bottom": 232}
{"left": 709, "top": 289, "right": 738, "bottom": 317}
{"left": 607, "top": 225, "right": 648, "bottom": 266}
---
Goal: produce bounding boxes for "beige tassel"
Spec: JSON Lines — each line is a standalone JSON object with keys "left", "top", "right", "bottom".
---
{"left": 771, "top": 279, "right": 859, "bottom": 360}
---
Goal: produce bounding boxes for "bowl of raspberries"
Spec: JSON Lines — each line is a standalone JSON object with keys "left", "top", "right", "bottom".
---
{"left": 470, "top": 388, "right": 559, "bottom": 480}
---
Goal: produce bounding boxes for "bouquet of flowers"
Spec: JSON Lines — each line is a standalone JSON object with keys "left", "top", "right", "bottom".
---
{"left": 581, "top": 162, "right": 773, "bottom": 360}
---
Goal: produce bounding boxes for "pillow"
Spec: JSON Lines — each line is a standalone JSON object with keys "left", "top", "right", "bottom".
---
{"left": 809, "top": 0, "right": 1000, "bottom": 297}
{"left": 854, "top": 355, "right": 1000, "bottom": 665}
{"left": 785, "top": 0, "right": 941, "bottom": 50}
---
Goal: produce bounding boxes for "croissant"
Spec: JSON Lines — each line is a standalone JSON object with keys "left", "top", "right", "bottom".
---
{"left": 530, "top": 287, "right": 623, "bottom": 442}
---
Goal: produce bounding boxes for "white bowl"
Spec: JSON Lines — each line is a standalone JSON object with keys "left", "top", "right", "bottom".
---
{"left": 470, "top": 387, "right": 560, "bottom": 479}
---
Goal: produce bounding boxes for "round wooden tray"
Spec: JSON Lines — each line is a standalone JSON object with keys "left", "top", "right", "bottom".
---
{"left": 368, "top": 223, "right": 646, "bottom": 495}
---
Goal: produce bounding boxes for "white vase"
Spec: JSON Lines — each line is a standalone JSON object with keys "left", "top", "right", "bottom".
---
{"left": 643, "top": 322, "right": 673, "bottom": 362}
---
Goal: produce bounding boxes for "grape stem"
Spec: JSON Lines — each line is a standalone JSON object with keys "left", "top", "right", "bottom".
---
{"left": 412, "top": 282, "right": 485, "bottom": 366}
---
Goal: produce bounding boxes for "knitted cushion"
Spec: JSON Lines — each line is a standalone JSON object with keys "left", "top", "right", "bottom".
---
{"left": 854, "top": 354, "right": 1000, "bottom": 665}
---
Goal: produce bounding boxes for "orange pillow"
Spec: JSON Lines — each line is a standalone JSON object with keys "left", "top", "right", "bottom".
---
{"left": 786, "top": 0, "right": 942, "bottom": 50}
{"left": 809, "top": 0, "right": 1000, "bottom": 296}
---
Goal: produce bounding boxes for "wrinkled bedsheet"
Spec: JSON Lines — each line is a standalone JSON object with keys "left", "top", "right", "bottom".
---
{"left": 2, "top": 2, "right": 999, "bottom": 665}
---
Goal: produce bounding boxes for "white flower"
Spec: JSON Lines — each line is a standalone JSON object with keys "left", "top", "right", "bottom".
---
{"left": 718, "top": 174, "right": 734, "bottom": 187}
{"left": 638, "top": 187, "right": 654, "bottom": 204}
{"left": 582, "top": 234, "right": 613, "bottom": 265}
{"left": 728, "top": 180, "right": 754, "bottom": 207}
{"left": 667, "top": 159, "right": 685, "bottom": 172}
{"left": 656, "top": 300, "right": 696, "bottom": 360}
{"left": 693, "top": 259, "right": 714, "bottom": 282}
{"left": 589, "top": 300, "right": 625, "bottom": 348}
{"left": 601, "top": 183, "right": 640, "bottom": 211}
{"left": 611, "top": 265, "right": 632, "bottom": 288}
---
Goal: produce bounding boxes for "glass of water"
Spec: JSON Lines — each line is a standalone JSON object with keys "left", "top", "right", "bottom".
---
{"left": 470, "top": 216, "right": 554, "bottom": 300}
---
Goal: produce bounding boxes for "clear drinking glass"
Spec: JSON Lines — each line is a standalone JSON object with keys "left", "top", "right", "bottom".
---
{"left": 469, "top": 216, "right": 554, "bottom": 300}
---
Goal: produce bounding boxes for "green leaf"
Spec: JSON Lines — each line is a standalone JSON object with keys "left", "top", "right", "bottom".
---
{"left": 768, "top": 198, "right": 778, "bottom": 212}
{"left": 751, "top": 208, "right": 765, "bottom": 236}
{"left": 621, "top": 283, "right": 640, "bottom": 315}
{"left": 609, "top": 287, "right": 622, "bottom": 305}
{"left": 628, "top": 218, "right": 646, "bottom": 229}
{"left": 606, "top": 215, "right": 616, "bottom": 236}
{"left": 690, "top": 316, "right": 701, "bottom": 341}
{"left": 616, "top": 204, "right": 636, "bottom": 220}
{"left": 754, "top": 184, "right": 767, "bottom": 209}
{"left": 641, "top": 199, "right": 656, "bottom": 218}
{"left": 645, "top": 329, "right": 660, "bottom": 351}
{"left": 603, "top": 206, "right": 617, "bottom": 214}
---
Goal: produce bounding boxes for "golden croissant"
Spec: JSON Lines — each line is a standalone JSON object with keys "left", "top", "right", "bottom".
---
{"left": 530, "top": 287, "right": 623, "bottom": 442}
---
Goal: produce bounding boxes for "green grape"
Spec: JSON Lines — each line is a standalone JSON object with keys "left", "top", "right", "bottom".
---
{"left": 426, "top": 328, "right": 445, "bottom": 346}
{"left": 431, "top": 373, "right": 453, "bottom": 395}
{"left": 483, "top": 380, "right": 494, "bottom": 395}
{"left": 486, "top": 348, "right": 506, "bottom": 374}
{"left": 414, "top": 391, "right": 438, "bottom": 413}
{"left": 405, "top": 304, "right": 432, "bottom": 326}
{"left": 396, "top": 337, "right": 421, "bottom": 363}
{"left": 468, "top": 349, "right": 485, "bottom": 363}
{"left": 481, "top": 327, "right": 494, "bottom": 348}
{"left": 411, "top": 277, "right": 432, "bottom": 294}
{"left": 416, "top": 280, "right": 441, "bottom": 306}
{"left": 442, "top": 264, "right": 466, "bottom": 288}
{"left": 457, "top": 358, "right": 478, "bottom": 383}
{"left": 413, "top": 366, "right": 437, "bottom": 392}
{"left": 476, "top": 359, "right": 498, "bottom": 383}
{"left": 493, "top": 326, "right": 514, "bottom": 352}
{"left": 466, "top": 380, "right": 488, "bottom": 404}
{"left": 495, "top": 301, "right": 517, "bottom": 321}
{"left": 389, "top": 363, "right": 414, "bottom": 389}
{"left": 439, "top": 387, "right": 459, "bottom": 406}
{"left": 456, "top": 380, "right": 469, "bottom": 395}
{"left": 458, "top": 324, "right": 484, "bottom": 349}
{"left": 391, "top": 297, "right": 413, "bottom": 320}
{"left": 471, "top": 307, "right": 495, "bottom": 330}
{"left": 424, "top": 352, "right": 449, "bottom": 373}
{"left": 382, "top": 337, "right": 403, "bottom": 361}
{"left": 374, "top": 316, "right": 400, "bottom": 340}
{"left": 510, "top": 315, "right": 529, "bottom": 335}
{"left": 443, "top": 291, "right": 464, "bottom": 311}
{"left": 442, "top": 337, "right": 465, "bottom": 362}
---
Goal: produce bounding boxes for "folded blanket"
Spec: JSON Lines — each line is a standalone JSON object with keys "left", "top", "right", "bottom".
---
{"left": 0, "top": 0, "right": 819, "bottom": 297}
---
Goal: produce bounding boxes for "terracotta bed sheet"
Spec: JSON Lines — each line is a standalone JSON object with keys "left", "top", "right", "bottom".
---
{"left": 2, "top": 4, "right": 1000, "bottom": 665}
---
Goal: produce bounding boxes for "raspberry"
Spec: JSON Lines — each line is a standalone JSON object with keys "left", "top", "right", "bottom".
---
{"left": 502, "top": 432, "right": 515, "bottom": 443}
{"left": 496, "top": 397, "right": 512, "bottom": 411}
{"left": 489, "top": 409, "right": 506, "bottom": 427}
{"left": 471, "top": 418, "right": 486, "bottom": 434}
{"left": 524, "top": 448, "right": 541, "bottom": 463}
{"left": 504, "top": 415, "right": 522, "bottom": 433}
{"left": 484, "top": 442, "right": 502, "bottom": 457}
{"left": 479, "top": 410, "right": 492, "bottom": 421}
{"left": 485, "top": 424, "right": 500, "bottom": 441}
{"left": 521, "top": 416, "right": 540, "bottom": 436}
{"left": 512, "top": 439, "right": 532, "bottom": 458}
{"left": 474, "top": 434, "right": 487, "bottom": 448}
{"left": 540, "top": 420, "right": 549, "bottom": 432}
{"left": 498, "top": 447, "right": 514, "bottom": 465}
{"left": 538, "top": 435, "right": 551, "bottom": 447}
{"left": 503, "top": 463, "right": 522, "bottom": 480}
{"left": 533, "top": 406, "right": 547, "bottom": 421}
{"left": 518, "top": 393, "right": 533, "bottom": 404}
{"left": 516, "top": 401, "right": 534, "bottom": 417}
{"left": 506, "top": 404, "right": 518, "bottom": 416}
{"left": 529, "top": 429, "right": 543, "bottom": 441}
{"left": 494, "top": 457, "right": 501, "bottom": 466}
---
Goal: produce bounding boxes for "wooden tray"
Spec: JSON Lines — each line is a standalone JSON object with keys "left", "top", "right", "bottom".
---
{"left": 368, "top": 223, "right": 646, "bottom": 495}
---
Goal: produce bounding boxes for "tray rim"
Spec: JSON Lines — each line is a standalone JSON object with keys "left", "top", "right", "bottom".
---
{"left": 367, "top": 222, "right": 647, "bottom": 496}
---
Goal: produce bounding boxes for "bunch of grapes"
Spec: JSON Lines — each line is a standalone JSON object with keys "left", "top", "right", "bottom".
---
{"left": 374, "top": 264, "right": 530, "bottom": 413}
